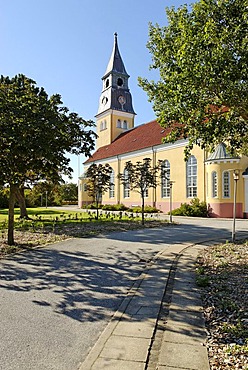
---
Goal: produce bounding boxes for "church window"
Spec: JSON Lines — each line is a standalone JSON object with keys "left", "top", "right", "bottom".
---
{"left": 123, "top": 168, "right": 130, "bottom": 198}
{"left": 222, "top": 171, "right": 230, "bottom": 198}
{"left": 116, "top": 119, "right": 128, "bottom": 129}
{"left": 83, "top": 183, "right": 88, "bottom": 192}
{"left": 186, "top": 156, "right": 197, "bottom": 197}
{"left": 117, "top": 77, "right": 123, "bottom": 87}
{"left": 109, "top": 169, "right": 115, "bottom": 198}
{"left": 105, "top": 79, "right": 109, "bottom": 88}
{"left": 161, "top": 160, "right": 170, "bottom": 198}
{"left": 212, "top": 171, "right": 218, "bottom": 198}
{"left": 100, "top": 120, "right": 107, "bottom": 131}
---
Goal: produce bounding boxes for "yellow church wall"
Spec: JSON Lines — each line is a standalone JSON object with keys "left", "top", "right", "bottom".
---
{"left": 96, "top": 111, "right": 135, "bottom": 149}
{"left": 96, "top": 114, "right": 112, "bottom": 149}
{"left": 111, "top": 112, "right": 134, "bottom": 145}
{"left": 79, "top": 146, "right": 248, "bottom": 218}
{"left": 78, "top": 177, "right": 93, "bottom": 207}
{"left": 95, "top": 143, "right": 207, "bottom": 213}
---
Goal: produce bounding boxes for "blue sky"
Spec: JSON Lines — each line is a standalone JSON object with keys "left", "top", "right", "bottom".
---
{"left": 1, "top": 0, "right": 187, "bottom": 183}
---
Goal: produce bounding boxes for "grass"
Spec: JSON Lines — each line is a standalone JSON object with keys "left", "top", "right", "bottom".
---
{"left": 0, "top": 207, "right": 80, "bottom": 222}
{"left": 0, "top": 207, "right": 169, "bottom": 258}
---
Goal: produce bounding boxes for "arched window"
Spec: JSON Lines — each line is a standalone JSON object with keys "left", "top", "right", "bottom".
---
{"left": 186, "top": 156, "right": 197, "bottom": 197}
{"left": 123, "top": 120, "right": 127, "bottom": 129}
{"left": 123, "top": 168, "right": 130, "bottom": 198}
{"left": 109, "top": 168, "right": 115, "bottom": 198}
{"left": 222, "top": 171, "right": 230, "bottom": 198}
{"left": 117, "top": 119, "right": 121, "bottom": 128}
{"left": 161, "top": 160, "right": 170, "bottom": 198}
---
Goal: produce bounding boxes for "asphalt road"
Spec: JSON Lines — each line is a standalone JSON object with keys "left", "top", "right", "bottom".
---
{"left": 0, "top": 217, "right": 247, "bottom": 370}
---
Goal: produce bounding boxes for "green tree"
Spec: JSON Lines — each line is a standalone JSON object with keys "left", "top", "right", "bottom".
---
{"left": 60, "top": 183, "right": 78, "bottom": 203}
{"left": 118, "top": 158, "right": 158, "bottom": 225}
{"left": 139, "top": 0, "right": 248, "bottom": 156}
{"left": 85, "top": 163, "right": 113, "bottom": 219}
{"left": 0, "top": 74, "right": 96, "bottom": 245}
{"left": 26, "top": 182, "right": 63, "bottom": 207}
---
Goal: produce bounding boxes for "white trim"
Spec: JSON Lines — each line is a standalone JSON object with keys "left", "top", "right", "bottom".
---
{"left": 205, "top": 159, "right": 240, "bottom": 165}
{"left": 243, "top": 174, "right": 248, "bottom": 212}
{"left": 155, "top": 139, "right": 188, "bottom": 152}
{"left": 96, "top": 109, "right": 135, "bottom": 120}
{"left": 86, "top": 139, "right": 188, "bottom": 165}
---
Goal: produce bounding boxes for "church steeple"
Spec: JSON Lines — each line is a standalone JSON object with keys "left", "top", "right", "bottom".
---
{"left": 95, "top": 33, "right": 136, "bottom": 149}
{"left": 104, "top": 32, "right": 128, "bottom": 77}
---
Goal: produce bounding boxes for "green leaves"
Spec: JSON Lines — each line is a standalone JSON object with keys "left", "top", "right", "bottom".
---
{"left": 0, "top": 74, "right": 97, "bottom": 186}
{"left": 85, "top": 163, "right": 113, "bottom": 203}
{"left": 139, "top": 0, "right": 248, "bottom": 155}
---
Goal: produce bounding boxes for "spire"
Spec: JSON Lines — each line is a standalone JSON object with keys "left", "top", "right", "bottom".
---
{"left": 103, "top": 32, "right": 128, "bottom": 78}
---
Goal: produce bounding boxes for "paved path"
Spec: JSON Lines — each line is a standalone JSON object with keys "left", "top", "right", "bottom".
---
{"left": 0, "top": 216, "right": 247, "bottom": 369}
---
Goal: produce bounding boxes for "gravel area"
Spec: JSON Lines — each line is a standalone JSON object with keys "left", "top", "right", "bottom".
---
{"left": 197, "top": 241, "right": 248, "bottom": 369}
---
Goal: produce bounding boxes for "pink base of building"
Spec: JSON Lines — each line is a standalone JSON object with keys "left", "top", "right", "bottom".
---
{"left": 208, "top": 203, "right": 243, "bottom": 218}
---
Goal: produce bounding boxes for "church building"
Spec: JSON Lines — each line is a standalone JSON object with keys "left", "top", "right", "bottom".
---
{"left": 78, "top": 33, "right": 248, "bottom": 218}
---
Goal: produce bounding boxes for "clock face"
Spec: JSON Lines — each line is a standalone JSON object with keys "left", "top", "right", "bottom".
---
{"left": 102, "top": 96, "right": 108, "bottom": 105}
{"left": 118, "top": 95, "right": 126, "bottom": 105}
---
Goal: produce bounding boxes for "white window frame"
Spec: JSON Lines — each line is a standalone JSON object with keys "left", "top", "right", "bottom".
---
{"left": 212, "top": 171, "right": 218, "bottom": 198}
{"left": 109, "top": 169, "right": 115, "bottom": 198}
{"left": 186, "top": 156, "right": 197, "bottom": 198}
{"left": 100, "top": 120, "right": 107, "bottom": 131}
{"left": 161, "top": 160, "right": 170, "bottom": 198}
{"left": 222, "top": 171, "right": 230, "bottom": 198}
{"left": 123, "top": 168, "right": 130, "bottom": 198}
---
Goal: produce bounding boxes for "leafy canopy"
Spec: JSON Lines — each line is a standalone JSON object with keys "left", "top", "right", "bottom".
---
{"left": 119, "top": 158, "right": 158, "bottom": 197}
{"left": 118, "top": 158, "right": 159, "bottom": 224}
{"left": 139, "top": 0, "right": 248, "bottom": 156}
{"left": 85, "top": 163, "right": 113, "bottom": 204}
{"left": 0, "top": 74, "right": 96, "bottom": 186}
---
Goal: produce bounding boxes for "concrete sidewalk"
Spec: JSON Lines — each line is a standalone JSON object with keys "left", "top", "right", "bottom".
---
{"left": 79, "top": 241, "right": 212, "bottom": 370}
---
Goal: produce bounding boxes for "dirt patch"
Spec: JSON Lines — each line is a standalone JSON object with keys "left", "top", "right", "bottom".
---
{"left": 197, "top": 242, "right": 248, "bottom": 369}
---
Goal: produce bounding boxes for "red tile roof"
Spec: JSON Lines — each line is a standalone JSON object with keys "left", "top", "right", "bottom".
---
{"left": 85, "top": 120, "right": 171, "bottom": 163}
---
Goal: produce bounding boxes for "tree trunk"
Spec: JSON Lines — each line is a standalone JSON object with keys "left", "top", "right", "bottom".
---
{"left": 16, "top": 187, "right": 29, "bottom": 219}
{"left": 8, "top": 184, "right": 17, "bottom": 245}
{"left": 141, "top": 195, "right": 145, "bottom": 225}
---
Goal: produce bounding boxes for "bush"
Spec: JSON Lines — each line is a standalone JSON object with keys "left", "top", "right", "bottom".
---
{"left": 171, "top": 198, "right": 208, "bottom": 217}
{"left": 102, "top": 203, "right": 128, "bottom": 211}
{"left": 128, "top": 205, "right": 160, "bottom": 213}
{"left": 85, "top": 203, "right": 103, "bottom": 209}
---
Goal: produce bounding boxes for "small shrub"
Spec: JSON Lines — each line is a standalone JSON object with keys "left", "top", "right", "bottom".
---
{"left": 171, "top": 198, "right": 208, "bottom": 217}
{"left": 128, "top": 205, "right": 160, "bottom": 213}
{"left": 196, "top": 275, "right": 210, "bottom": 287}
{"left": 102, "top": 203, "right": 128, "bottom": 211}
{"left": 85, "top": 203, "right": 103, "bottom": 210}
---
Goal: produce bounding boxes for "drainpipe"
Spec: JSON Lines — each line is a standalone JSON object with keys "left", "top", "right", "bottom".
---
{"left": 117, "top": 155, "right": 120, "bottom": 204}
{"left": 152, "top": 147, "right": 156, "bottom": 208}
{"left": 203, "top": 148, "right": 206, "bottom": 203}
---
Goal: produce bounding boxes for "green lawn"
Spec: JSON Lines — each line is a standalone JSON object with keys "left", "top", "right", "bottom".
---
{"left": 0, "top": 207, "right": 141, "bottom": 229}
{"left": 0, "top": 208, "right": 84, "bottom": 223}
